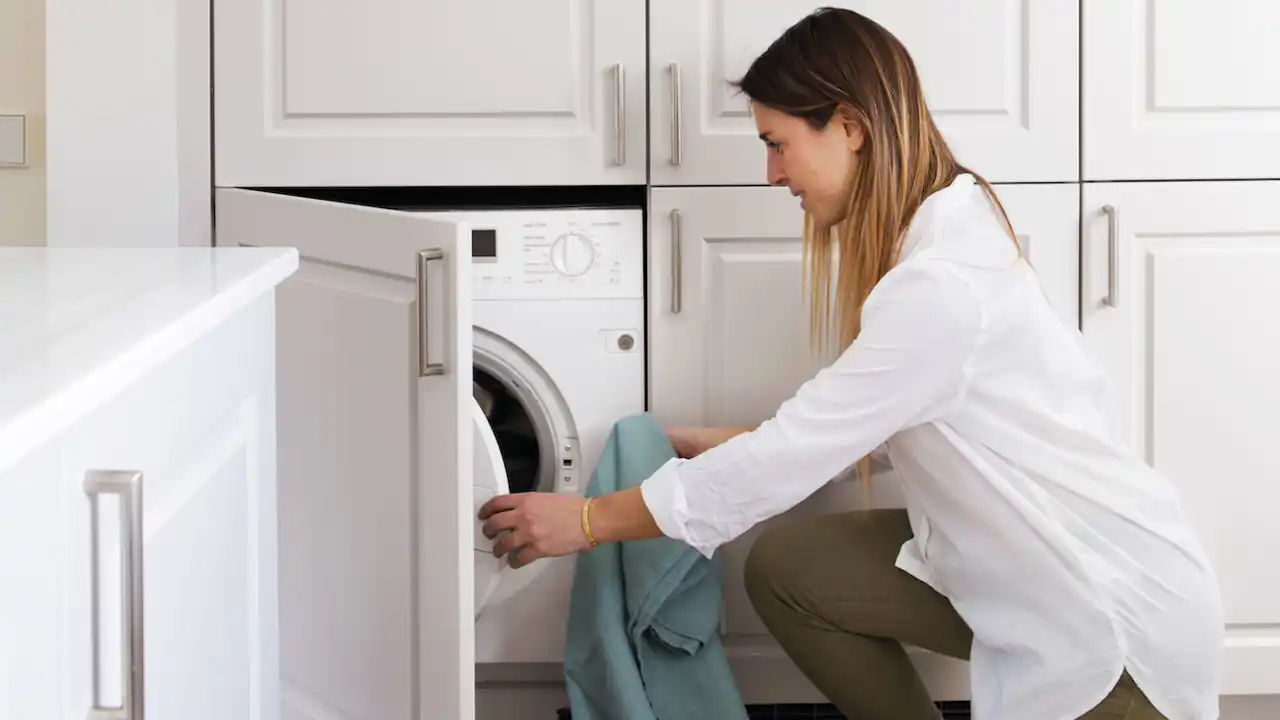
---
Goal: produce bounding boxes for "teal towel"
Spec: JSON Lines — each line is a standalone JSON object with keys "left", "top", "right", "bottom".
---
{"left": 563, "top": 413, "right": 748, "bottom": 720}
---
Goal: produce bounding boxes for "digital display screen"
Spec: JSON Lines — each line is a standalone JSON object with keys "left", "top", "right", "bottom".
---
{"left": 472, "top": 228, "right": 497, "bottom": 259}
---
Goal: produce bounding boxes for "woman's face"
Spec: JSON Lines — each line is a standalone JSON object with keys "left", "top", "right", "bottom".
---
{"left": 751, "top": 101, "right": 865, "bottom": 229}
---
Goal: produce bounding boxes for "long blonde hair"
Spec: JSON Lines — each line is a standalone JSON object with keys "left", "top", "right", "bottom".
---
{"left": 735, "top": 7, "right": 1017, "bottom": 483}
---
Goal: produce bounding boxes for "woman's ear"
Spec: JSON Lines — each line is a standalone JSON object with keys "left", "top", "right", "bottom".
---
{"left": 835, "top": 104, "right": 865, "bottom": 153}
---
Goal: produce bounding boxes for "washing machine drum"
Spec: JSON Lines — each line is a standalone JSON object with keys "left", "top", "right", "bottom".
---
{"left": 472, "top": 395, "right": 510, "bottom": 616}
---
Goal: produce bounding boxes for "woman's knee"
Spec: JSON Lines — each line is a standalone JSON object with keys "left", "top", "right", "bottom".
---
{"left": 743, "top": 510, "right": 914, "bottom": 619}
{"left": 743, "top": 514, "right": 846, "bottom": 617}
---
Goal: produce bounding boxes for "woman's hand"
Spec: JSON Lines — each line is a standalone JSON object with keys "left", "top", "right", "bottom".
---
{"left": 477, "top": 487, "right": 668, "bottom": 567}
{"left": 666, "top": 425, "right": 755, "bottom": 459}
{"left": 477, "top": 492, "right": 592, "bottom": 569}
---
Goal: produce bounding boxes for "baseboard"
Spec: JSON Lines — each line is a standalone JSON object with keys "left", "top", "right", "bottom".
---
{"left": 722, "top": 639, "right": 971, "bottom": 705}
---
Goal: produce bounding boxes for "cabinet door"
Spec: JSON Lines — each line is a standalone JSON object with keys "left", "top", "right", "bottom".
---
{"left": 213, "top": 0, "right": 646, "bottom": 188}
{"left": 648, "top": 183, "right": 1079, "bottom": 702}
{"left": 649, "top": 1, "right": 1078, "bottom": 186}
{"left": 1083, "top": 1, "right": 1280, "bottom": 181}
{"left": 1081, "top": 181, "right": 1280, "bottom": 694}
{"left": 215, "top": 189, "right": 476, "bottom": 720}
{"left": 57, "top": 295, "right": 280, "bottom": 720}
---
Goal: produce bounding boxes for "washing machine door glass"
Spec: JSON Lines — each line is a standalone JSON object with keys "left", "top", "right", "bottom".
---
{"left": 472, "top": 396, "right": 510, "bottom": 618}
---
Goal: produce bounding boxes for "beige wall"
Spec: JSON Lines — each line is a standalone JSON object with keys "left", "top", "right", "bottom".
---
{"left": 0, "top": 0, "right": 45, "bottom": 246}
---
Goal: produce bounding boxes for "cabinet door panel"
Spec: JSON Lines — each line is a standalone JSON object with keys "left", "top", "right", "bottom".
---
{"left": 214, "top": 0, "right": 647, "bottom": 187}
{"left": 1082, "top": 181, "right": 1280, "bottom": 694}
{"left": 650, "top": 0, "right": 1078, "bottom": 186}
{"left": 1083, "top": 0, "right": 1280, "bottom": 180}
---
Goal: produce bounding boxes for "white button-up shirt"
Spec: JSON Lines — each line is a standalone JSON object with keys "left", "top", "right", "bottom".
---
{"left": 640, "top": 174, "right": 1224, "bottom": 720}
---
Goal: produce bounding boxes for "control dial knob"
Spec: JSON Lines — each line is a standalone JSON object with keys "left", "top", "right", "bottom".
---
{"left": 549, "top": 232, "right": 597, "bottom": 277}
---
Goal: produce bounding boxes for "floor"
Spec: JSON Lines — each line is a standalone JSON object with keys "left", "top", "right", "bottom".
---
{"left": 746, "top": 703, "right": 971, "bottom": 719}
{"left": 552, "top": 702, "right": 971, "bottom": 719}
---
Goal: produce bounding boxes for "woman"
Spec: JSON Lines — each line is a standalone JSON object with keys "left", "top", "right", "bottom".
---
{"left": 478, "top": 8, "right": 1223, "bottom": 720}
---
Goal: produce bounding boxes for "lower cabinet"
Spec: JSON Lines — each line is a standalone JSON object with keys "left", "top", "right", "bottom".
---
{"left": 647, "top": 182, "right": 1080, "bottom": 701}
{"left": 1081, "top": 180, "right": 1280, "bottom": 695}
{"left": 0, "top": 295, "right": 281, "bottom": 719}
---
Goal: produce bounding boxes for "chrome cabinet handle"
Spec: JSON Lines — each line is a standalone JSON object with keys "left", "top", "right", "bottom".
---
{"left": 417, "top": 248, "right": 445, "bottom": 377}
{"left": 85, "top": 470, "right": 145, "bottom": 720}
{"left": 669, "top": 209, "right": 683, "bottom": 314}
{"left": 668, "top": 63, "right": 682, "bottom": 167}
{"left": 612, "top": 63, "right": 626, "bottom": 166}
{"left": 1102, "top": 204, "right": 1119, "bottom": 308}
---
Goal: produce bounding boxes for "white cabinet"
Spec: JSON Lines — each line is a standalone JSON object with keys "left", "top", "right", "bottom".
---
{"left": 1081, "top": 180, "right": 1280, "bottom": 693}
{"left": 0, "top": 251, "right": 292, "bottom": 720}
{"left": 213, "top": 0, "right": 647, "bottom": 187}
{"left": 648, "top": 1, "right": 1080, "bottom": 186}
{"left": 646, "top": 183, "right": 1079, "bottom": 702}
{"left": 1083, "top": 1, "right": 1280, "bottom": 181}
{"left": 214, "top": 189, "right": 477, "bottom": 720}
{"left": 208, "top": 1, "right": 1280, "bottom": 188}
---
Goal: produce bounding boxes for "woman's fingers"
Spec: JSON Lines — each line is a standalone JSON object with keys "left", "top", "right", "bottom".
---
{"left": 482, "top": 507, "right": 521, "bottom": 539}
{"left": 509, "top": 544, "right": 543, "bottom": 569}
{"left": 492, "top": 528, "right": 531, "bottom": 559}
{"left": 478, "top": 492, "right": 523, "bottom": 520}
{"left": 479, "top": 491, "right": 591, "bottom": 569}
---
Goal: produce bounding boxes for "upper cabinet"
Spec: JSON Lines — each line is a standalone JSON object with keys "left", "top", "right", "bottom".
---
{"left": 211, "top": 2, "right": 1280, "bottom": 187}
{"left": 648, "top": 0, "right": 1080, "bottom": 186}
{"left": 1083, "top": 1, "right": 1280, "bottom": 181}
{"left": 212, "top": 0, "right": 648, "bottom": 187}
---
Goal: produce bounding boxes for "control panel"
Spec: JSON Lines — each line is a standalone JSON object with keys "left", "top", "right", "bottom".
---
{"left": 413, "top": 207, "right": 644, "bottom": 301}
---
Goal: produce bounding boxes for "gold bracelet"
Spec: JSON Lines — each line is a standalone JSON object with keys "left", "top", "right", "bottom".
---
{"left": 581, "top": 497, "right": 599, "bottom": 548}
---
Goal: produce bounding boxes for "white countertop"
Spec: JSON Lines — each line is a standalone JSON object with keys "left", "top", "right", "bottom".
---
{"left": 0, "top": 246, "right": 299, "bottom": 473}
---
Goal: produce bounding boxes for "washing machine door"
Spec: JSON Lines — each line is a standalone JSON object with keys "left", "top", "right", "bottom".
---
{"left": 472, "top": 396, "right": 510, "bottom": 618}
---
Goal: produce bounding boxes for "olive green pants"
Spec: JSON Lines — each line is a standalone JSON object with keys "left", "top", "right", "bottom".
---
{"left": 743, "top": 509, "right": 1166, "bottom": 720}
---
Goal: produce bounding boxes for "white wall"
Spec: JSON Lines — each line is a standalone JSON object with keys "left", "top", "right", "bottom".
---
{"left": 0, "top": 0, "right": 46, "bottom": 246}
{"left": 44, "top": 0, "right": 209, "bottom": 248}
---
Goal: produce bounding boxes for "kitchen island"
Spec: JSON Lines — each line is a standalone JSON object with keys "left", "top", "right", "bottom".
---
{"left": 0, "top": 246, "right": 297, "bottom": 720}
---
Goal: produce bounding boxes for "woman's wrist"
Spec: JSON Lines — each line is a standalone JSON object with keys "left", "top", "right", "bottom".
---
{"left": 586, "top": 487, "right": 664, "bottom": 544}
{"left": 714, "top": 425, "right": 756, "bottom": 446}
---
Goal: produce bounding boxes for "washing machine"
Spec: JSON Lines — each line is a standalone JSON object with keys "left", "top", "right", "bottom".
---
{"left": 415, "top": 206, "right": 646, "bottom": 665}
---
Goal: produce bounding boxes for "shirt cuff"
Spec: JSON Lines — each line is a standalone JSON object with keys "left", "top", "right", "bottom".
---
{"left": 640, "top": 457, "right": 718, "bottom": 559}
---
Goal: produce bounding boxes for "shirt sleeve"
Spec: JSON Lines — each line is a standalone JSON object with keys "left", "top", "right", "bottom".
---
{"left": 639, "top": 262, "right": 984, "bottom": 558}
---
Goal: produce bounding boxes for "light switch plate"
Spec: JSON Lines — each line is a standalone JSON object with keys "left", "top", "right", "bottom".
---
{"left": 0, "top": 115, "right": 27, "bottom": 167}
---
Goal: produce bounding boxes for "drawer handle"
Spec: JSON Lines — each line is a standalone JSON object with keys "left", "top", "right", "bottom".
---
{"left": 668, "top": 63, "right": 682, "bottom": 167}
{"left": 669, "top": 209, "right": 683, "bottom": 314}
{"left": 1102, "top": 204, "right": 1119, "bottom": 308}
{"left": 612, "top": 63, "right": 626, "bottom": 166}
{"left": 85, "top": 470, "right": 145, "bottom": 720}
{"left": 417, "top": 248, "right": 446, "bottom": 377}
